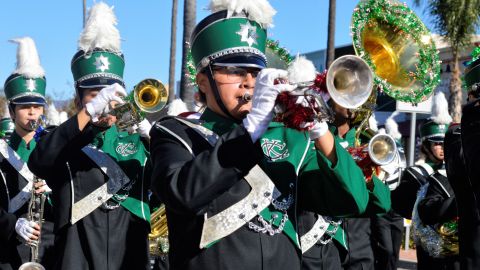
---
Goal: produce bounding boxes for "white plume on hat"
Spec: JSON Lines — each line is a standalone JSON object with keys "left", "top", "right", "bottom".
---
{"left": 287, "top": 55, "right": 317, "bottom": 84}
{"left": 209, "top": 0, "right": 276, "bottom": 28}
{"left": 78, "top": 2, "right": 121, "bottom": 53}
{"left": 167, "top": 98, "right": 189, "bottom": 116}
{"left": 9, "top": 37, "right": 45, "bottom": 78}
{"left": 368, "top": 113, "right": 378, "bottom": 132}
{"left": 3, "top": 103, "right": 10, "bottom": 119}
{"left": 430, "top": 92, "right": 452, "bottom": 125}
{"left": 385, "top": 111, "right": 402, "bottom": 140}
{"left": 59, "top": 111, "right": 68, "bottom": 124}
{"left": 47, "top": 102, "right": 60, "bottom": 126}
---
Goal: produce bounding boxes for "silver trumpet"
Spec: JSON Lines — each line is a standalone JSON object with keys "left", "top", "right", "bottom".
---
{"left": 274, "top": 55, "right": 374, "bottom": 125}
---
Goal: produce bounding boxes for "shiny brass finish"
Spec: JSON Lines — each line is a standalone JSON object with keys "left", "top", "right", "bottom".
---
{"left": 149, "top": 204, "right": 169, "bottom": 257}
{"left": 134, "top": 79, "right": 169, "bottom": 113}
{"left": 368, "top": 133, "right": 397, "bottom": 166}
{"left": 326, "top": 55, "right": 373, "bottom": 109}
{"left": 360, "top": 18, "right": 423, "bottom": 95}
{"left": 110, "top": 79, "right": 168, "bottom": 129}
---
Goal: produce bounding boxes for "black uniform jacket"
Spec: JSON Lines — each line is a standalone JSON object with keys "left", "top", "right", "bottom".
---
{"left": 417, "top": 171, "right": 457, "bottom": 226}
{"left": 28, "top": 115, "right": 149, "bottom": 270}
{"left": 0, "top": 141, "right": 55, "bottom": 269}
{"left": 448, "top": 101, "right": 480, "bottom": 269}
{"left": 150, "top": 118, "right": 303, "bottom": 270}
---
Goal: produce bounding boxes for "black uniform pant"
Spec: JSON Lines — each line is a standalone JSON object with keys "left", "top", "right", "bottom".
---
{"left": 370, "top": 211, "right": 403, "bottom": 270}
{"left": 302, "top": 240, "right": 343, "bottom": 270}
{"left": 341, "top": 218, "right": 374, "bottom": 270}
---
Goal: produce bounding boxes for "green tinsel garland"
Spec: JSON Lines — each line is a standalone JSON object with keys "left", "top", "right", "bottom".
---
{"left": 351, "top": 0, "right": 441, "bottom": 104}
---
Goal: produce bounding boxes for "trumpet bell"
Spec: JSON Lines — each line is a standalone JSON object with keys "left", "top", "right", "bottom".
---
{"left": 368, "top": 133, "right": 397, "bottom": 166}
{"left": 134, "top": 79, "right": 168, "bottom": 113}
{"left": 326, "top": 55, "right": 373, "bottom": 109}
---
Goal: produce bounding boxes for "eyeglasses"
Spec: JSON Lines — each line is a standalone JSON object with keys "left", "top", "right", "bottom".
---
{"left": 431, "top": 141, "right": 444, "bottom": 146}
{"left": 212, "top": 66, "right": 261, "bottom": 83}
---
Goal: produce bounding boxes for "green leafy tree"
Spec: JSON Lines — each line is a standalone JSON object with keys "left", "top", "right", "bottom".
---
{"left": 414, "top": 0, "right": 480, "bottom": 122}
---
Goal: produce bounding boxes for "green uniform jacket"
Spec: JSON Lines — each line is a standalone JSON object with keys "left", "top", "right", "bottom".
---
{"left": 331, "top": 126, "right": 391, "bottom": 216}
{"left": 199, "top": 110, "right": 370, "bottom": 247}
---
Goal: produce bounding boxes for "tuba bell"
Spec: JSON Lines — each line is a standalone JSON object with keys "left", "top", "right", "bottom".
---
{"left": 351, "top": 0, "right": 440, "bottom": 104}
{"left": 109, "top": 79, "right": 168, "bottom": 129}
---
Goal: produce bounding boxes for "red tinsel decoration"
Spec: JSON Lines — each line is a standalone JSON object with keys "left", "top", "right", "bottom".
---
{"left": 273, "top": 71, "right": 329, "bottom": 130}
{"left": 311, "top": 70, "right": 328, "bottom": 94}
{"left": 347, "top": 146, "right": 381, "bottom": 190}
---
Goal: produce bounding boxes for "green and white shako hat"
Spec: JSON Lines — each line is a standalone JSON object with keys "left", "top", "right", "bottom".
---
{"left": 191, "top": 0, "right": 276, "bottom": 71}
{"left": 4, "top": 37, "right": 46, "bottom": 105}
{"left": 71, "top": 2, "right": 125, "bottom": 90}
{"left": 0, "top": 118, "right": 15, "bottom": 138}
{"left": 420, "top": 92, "right": 452, "bottom": 142}
{"left": 464, "top": 47, "right": 480, "bottom": 93}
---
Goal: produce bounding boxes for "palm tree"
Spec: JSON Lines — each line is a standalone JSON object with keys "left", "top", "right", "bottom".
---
{"left": 414, "top": 0, "right": 480, "bottom": 122}
{"left": 180, "top": 0, "right": 196, "bottom": 110}
{"left": 168, "top": 0, "right": 178, "bottom": 102}
{"left": 83, "top": 0, "right": 87, "bottom": 27}
{"left": 326, "top": 0, "right": 336, "bottom": 68}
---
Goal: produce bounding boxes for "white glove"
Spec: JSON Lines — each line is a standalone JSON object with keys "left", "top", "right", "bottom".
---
{"left": 308, "top": 120, "right": 329, "bottom": 140}
{"left": 138, "top": 119, "right": 152, "bottom": 138}
{"left": 15, "top": 218, "right": 38, "bottom": 241}
{"left": 243, "top": 69, "right": 296, "bottom": 142}
{"left": 85, "top": 83, "right": 127, "bottom": 121}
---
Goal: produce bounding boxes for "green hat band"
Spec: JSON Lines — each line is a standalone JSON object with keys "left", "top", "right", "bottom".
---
{"left": 420, "top": 121, "right": 449, "bottom": 140}
{"left": 4, "top": 75, "right": 46, "bottom": 101}
{"left": 464, "top": 58, "right": 480, "bottom": 91}
{"left": 71, "top": 50, "right": 125, "bottom": 85}
{"left": 191, "top": 16, "right": 267, "bottom": 70}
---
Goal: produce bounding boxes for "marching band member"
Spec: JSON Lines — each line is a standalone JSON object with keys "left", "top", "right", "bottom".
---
{"left": 371, "top": 112, "right": 405, "bottom": 270}
{"left": 409, "top": 92, "right": 459, "bottom": 269}
{"left": 445, "top": 52, "right": 480, "bottom": 269}
{"left": 150, "top": 1, "right": 370, "bottom": 269}
{"left": 0, "top": 37, "right": 54, "bottom": 269}
{"left": 327, "top": 100, "right": 391, "bottom": 270}
{"left": 27, "top": 3, "right": 151, "bottom": 269}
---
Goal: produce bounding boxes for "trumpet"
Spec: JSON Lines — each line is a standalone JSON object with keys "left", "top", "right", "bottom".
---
{"left": 347, "top": 128, "right": 399, "bottom": 185}
{"left": 109, "top": 79, "right": 168, "bottom": 129}
{"left": 273, "top": 55, "right": 373, "bottom": 129}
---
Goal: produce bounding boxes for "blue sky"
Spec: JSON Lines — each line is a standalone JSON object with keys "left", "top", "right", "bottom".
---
{"left": 0, "top": 0, "right": 429, "bottom": 100}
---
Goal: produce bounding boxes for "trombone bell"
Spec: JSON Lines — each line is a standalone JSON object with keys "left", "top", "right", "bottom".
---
{"left": 368, "top": 133, "right": 397, "bottom": 166}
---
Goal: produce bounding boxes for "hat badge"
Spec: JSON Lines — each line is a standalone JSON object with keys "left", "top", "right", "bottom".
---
{"left": 93, "top": 54, "right": 110, "bottom": 72}
{"left": 25, "top": 78, "right": 37, "bottom": 91}
{"left": 236, "top": 21, "right": 258, "bottom": 47}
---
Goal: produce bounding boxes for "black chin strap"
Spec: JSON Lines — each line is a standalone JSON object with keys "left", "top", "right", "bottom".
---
{"left": 206, "top": 64, "right": 239, "bottom": 122}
